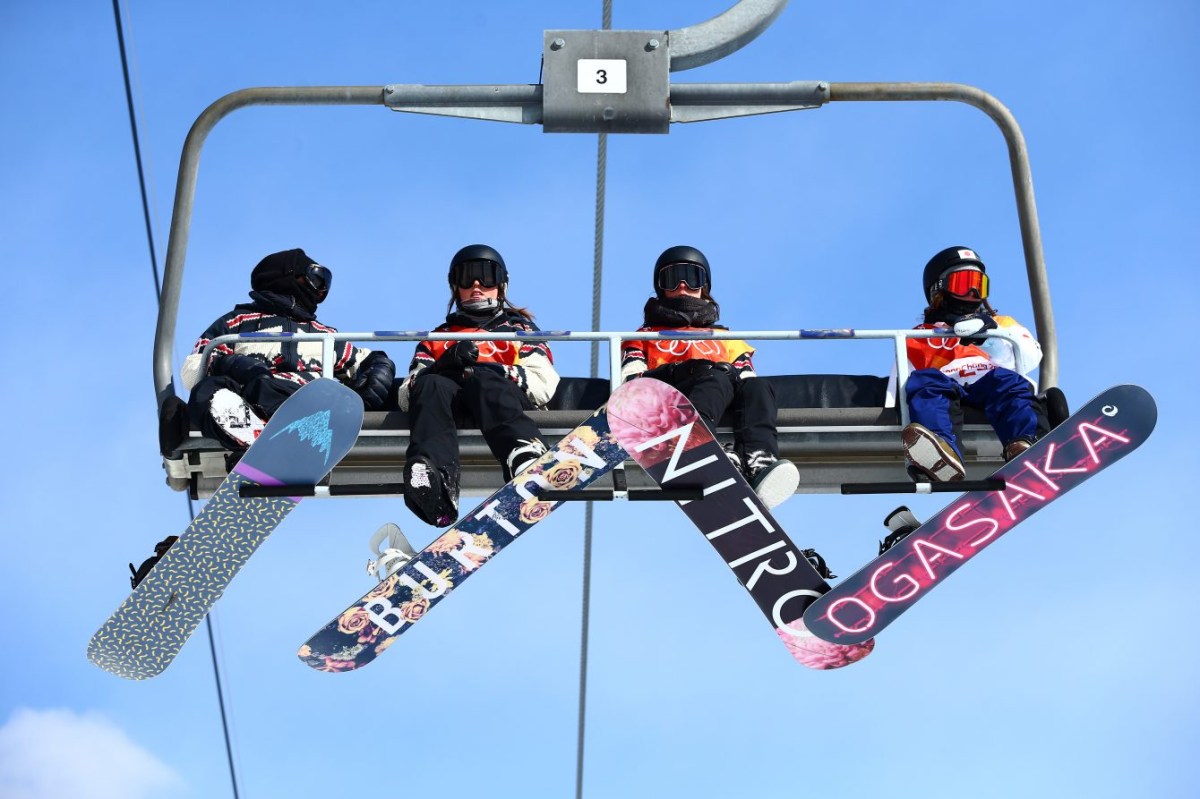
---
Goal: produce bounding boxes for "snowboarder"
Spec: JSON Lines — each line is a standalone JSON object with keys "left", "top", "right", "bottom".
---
{"left": 620, "top": 245, "right": 801, "bottom": 509}
{"left": 396, "top": 244, "right": 559, "bottom": 527}
{"left": 899, "top": 245, "right": 1043, "bottom": 483}
{"left": 180, "top": 248, "right": 395, "bottom": 445}
{"left": 130, "top": 248, "right": 395, "bottom": 586}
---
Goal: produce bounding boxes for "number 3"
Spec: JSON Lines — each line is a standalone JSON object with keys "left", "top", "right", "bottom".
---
{"left": 595, "top": 69, "right": 607, "bottom": 85}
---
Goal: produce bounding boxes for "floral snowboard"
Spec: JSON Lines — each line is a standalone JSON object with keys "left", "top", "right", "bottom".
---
{"left": 298, "top": 388, "right": 633, "bottom": 672}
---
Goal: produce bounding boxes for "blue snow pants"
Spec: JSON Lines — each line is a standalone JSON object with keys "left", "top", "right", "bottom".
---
{"left": 905, "top": 367, "right": 1039, "bottom": 458}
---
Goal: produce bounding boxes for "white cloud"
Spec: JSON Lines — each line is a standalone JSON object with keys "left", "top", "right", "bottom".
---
{"left": 0, "top": 708, "right": 182, "bottom": 799}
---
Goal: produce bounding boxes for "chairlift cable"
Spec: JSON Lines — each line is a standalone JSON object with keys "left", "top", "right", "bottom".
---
{"left": 575, "top": 6, "right": 614, "bottom": 797}
{"left": 111, "top": 0, "right": 161, "bottom": 298}
{"left": 112, "top": 2, "right": 243, "bottom": 797}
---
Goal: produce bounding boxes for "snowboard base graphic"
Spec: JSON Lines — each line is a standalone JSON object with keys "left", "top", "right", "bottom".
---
{"left": 804, "top": 384, "right": 1157, "bottom": 645}
{"left": 298, "top": 386, "right": 635, "bottom": 672}
{"left": 88, "top": 379, "right": 364, "bottom": 679}
{"left": 608, "top": 378, "right": 874, "bottom": 670}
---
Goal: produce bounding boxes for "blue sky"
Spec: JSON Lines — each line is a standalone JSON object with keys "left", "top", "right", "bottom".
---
{"left": 2, "top": 1, "right": 1197, "bottom": 797}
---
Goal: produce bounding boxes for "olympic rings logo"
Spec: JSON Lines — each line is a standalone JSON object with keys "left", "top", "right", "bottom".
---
{"left": 924, "top": 336, "right": 962, "bottom": 350}
{"left": 653, "top": 339, "right": 722, "bottom": 357}
{"left": 478, "top": 340, "right": 515, "bottom": 359}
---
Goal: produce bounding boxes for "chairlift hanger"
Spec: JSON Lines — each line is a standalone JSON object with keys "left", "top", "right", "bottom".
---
{"left": 152, "top": 0, "right": 1060, "bottom": 498}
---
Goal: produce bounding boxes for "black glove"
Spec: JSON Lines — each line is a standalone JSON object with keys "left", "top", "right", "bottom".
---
{"left": 349, "top": 351, "right": 396, "bottom": 411}
{"left": 431, "top": 340, "right": 479, "bottom": 382}
{"left": 952, "top": 313, "right": 998, "bottom": 346}
{"left": 211, "top": 353, "right": 271, "bottom": 384}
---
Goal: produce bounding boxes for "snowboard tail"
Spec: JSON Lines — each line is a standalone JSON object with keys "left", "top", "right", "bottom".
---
{"left": 88, "top": 379, "right": 364, "bottom": 679}
{"left": 607, "top": 378, "right": 875, "bottom": 671}
{"left": 803, "top": 384, "right": 1157, "bottom": 645}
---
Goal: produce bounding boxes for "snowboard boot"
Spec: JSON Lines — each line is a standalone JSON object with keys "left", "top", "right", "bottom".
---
{"left": 404, "top": 457, "right": 460, "bottom": 527}
{"left": 128, "top": 535, "right": 179, "bottom": 589}
{"left": 879, "top": 505, "right": 921, "bottom": 555}
{"left": 901, "top": 423, "right": 965, "bottom": 482}
{"left": 366, "top": 522, "right": 418, "bottom": 581}
{"left": 503, "top": 438, "right": 548, "bottom": 483}
{"left": 801, "top": 547, "right": 837, "bottom": 580}
{"left": 1003, "top": 437, "right": 1035, "bottom": 462}
{"left": 209, "top": 388, "right": 266, "bottom": 447}
{"left": 743, "top": 450, "right": 800, "bottom": 510}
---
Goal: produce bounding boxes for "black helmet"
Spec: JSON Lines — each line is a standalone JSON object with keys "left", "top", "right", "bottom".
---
{"left": 654, "top": 245, "right": 711, "bottom": 294}
{"left": 922, "top": 246, "right": 986, "bottom": 304}
{"left": 251, "top": 248, "right": 332, "bottom": 311}
{"left": 448, "top": 244, "right": 508, "bottom": 290}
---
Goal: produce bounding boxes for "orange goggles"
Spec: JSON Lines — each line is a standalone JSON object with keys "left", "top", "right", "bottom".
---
{"left": 941, "top": 268, "right": 989, "bottom": 299}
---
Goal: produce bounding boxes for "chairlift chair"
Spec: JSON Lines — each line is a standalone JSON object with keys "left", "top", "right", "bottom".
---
{"left": 153, "top": 0, "right": 1064, "bottom": 500}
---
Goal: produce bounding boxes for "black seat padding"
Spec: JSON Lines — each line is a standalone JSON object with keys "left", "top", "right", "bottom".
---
{"left": 355, "top": 373, "right": 894, "bottom": 434}
{"left": 544, "top": 374, "right": 889, "bottom": 412}
{"left": 760, "top": 374, "right": 889, "bottom": 409}
{"left": 545, "top": 377, "right": 612, "bottom": 411}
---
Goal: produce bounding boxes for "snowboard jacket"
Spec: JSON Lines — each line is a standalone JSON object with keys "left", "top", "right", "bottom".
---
{"left": 620, "top": 326, "right": 757, "bottom": 382}
{"left": 903, "top": 315, "right": 1042, "bottom": 387}
{"left": 180, "top": 292, "right": 382, "bottom": 392}
{"left": 396, "top": 310, "right": 559, "bottom": 411}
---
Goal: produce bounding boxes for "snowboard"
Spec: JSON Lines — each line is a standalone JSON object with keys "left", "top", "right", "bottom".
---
{"left": 804, "top": 384, "right": 1157, "bottom": 645}
{"left": 89, "top": 379, "right": 364, "bottom": 679}
{"left": 298, "top": 387, "right": 632, "bottom": 673}
{"left": 607, "top": 378, "right": 875, "bottom": 670}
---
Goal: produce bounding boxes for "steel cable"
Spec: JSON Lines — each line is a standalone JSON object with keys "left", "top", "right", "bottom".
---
{"left": 576, "top": 6, "right": 614, "bottom": 797}
{"left": 112, "top": 2, "right": 242, "bottom": 796}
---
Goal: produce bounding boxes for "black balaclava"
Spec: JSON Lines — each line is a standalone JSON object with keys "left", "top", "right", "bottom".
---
{"left": 250, "top": 248, "right": 330, "bottom": 317}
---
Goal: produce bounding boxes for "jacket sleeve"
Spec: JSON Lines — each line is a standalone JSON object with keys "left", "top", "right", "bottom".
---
{"left": 619, "top": 331, "right": 650, "bottom": 382}
{"left": 961, "top": 316, "right": 1043, "bottom": 377}
{"left": 396, "top": 340, "right": 437, "bottom": 412}
{"left": 181, "top": 352, "right": 205, "bottom": 391}
{"left": 992, "top": 317, "right": 1043, "bottom": 376}
{"left": 507, "top": 336, "right": 559, "bottom": 408}
{"left": 331, "top": 339, "right": 363, "bottom": 381}
{"left": 731, "top": 350, "right": 757, "bottom": 380}
{"left": 180, "top": 318, "right": 228, "bottom": 391}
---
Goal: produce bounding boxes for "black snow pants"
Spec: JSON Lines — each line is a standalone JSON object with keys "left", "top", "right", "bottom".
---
{"left": 406, "top": 366, "right": 541, "bottom": 475}
{"left": 659, "top": 360, "right": 780, "bottom": 457}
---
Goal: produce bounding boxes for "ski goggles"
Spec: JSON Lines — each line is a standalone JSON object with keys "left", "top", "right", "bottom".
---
{"left": 452, "top": 258, "right": 507, "bottom": 289}
{"left": 938, "top": 268, "right": 989, "bottom": 300}
{"left": 655, "top": 261, "right": 709, "bottom": 292}
{"left": 301, "top": 263, "right": 332, "bottom": 299}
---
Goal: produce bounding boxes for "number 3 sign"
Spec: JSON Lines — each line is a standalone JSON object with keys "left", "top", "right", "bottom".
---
{"left": 577, "top": 59, "right": 628, "bottom": 94}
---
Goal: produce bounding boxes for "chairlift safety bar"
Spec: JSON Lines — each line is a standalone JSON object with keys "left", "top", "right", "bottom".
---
{"left": 198, "top": 327, "right": 1038, "bottom": 428}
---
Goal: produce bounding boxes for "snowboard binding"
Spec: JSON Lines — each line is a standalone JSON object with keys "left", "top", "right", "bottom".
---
{"left": 366, "top": 522, "right": 418, "bottom": 581}
{"left": 128, "top": 535, "right": 179, "bottom": 589}
{"left": 802, "top": 547, "right": 837, "bottom": 580}
{"left": 879, "top": 506, "right": 921, "bottom": 555}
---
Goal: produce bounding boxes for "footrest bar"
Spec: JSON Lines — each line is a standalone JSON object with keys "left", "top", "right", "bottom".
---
{"left": 840, "top": 479, "right": 1006, "bottom": 495}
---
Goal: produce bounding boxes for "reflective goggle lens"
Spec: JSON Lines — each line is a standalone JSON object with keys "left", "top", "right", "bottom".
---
{"left": 304, "top": 264, "right": 332, "bottom": 297}
{"left": 656, "top": 262, "right": 708, "bottom": 292}
{"left": 942, "top": 269, "right": 988, "bottom": 299}
{"left": 453, "top": 259, "right": 504, "bottom": 289}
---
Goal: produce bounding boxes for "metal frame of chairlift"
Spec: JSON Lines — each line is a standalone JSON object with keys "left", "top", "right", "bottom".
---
{"left": 152, "top": 0, "right": 1059, "bottom": 499}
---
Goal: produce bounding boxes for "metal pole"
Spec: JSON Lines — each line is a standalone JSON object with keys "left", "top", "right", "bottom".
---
{"left": 828, "top": 82, "right": 1057, "bottom": 389}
